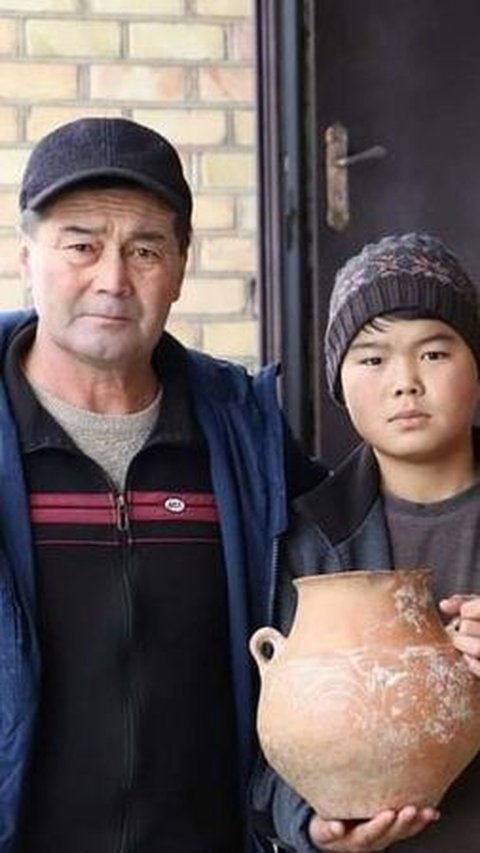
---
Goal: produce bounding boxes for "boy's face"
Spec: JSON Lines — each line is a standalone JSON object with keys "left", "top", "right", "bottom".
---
{"left": 340, "top": 317, "right": 480, "bottom": 467}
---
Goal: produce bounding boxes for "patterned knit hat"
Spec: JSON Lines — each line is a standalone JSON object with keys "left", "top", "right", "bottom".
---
{"left": 325, "top": 233, "right": 480, "bottom": 403}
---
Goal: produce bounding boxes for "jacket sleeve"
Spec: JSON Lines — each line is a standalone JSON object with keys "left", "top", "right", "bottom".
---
{"left": 282, "top": 420, "right": 329, "bottom": 500}
{"left": 250, "top": 514, "right": 337, "bottom": 852}
{"left": 251, "top": 757, "right": 322, "bottom": 853}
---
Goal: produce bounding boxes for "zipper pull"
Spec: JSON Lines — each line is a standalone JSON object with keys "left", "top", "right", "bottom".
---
{"left": 116, "top": 493, "right": 129, "bottom": 532}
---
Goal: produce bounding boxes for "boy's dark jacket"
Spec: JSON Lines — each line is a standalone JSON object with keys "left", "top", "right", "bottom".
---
{"left": 253, "top": 441, "right": 395, "bottom": 852}
{"left": 282, "top": 440, "right": 390, "bottom": 600}
{"left": 254, "top": 432, "right": 480, "bottom": 851}
{"left": 0, "top": 309, "right": 326, "bottom": 853}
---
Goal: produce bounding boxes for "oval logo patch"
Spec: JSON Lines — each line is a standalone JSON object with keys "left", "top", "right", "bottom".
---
{"left": 164, "top": 496, "right": 186, "bottom": 514}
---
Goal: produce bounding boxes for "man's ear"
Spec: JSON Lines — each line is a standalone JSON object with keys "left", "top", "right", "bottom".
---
{"left": 18, "top": 238, "right": 31, "bottom": 281}
{"left": 171, "top": 252, "right": 189, "bottom": 303}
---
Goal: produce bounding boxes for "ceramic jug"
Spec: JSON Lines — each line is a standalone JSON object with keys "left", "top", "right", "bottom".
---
{"left": 250, "top": 569, "right": 480, "bottom": 819}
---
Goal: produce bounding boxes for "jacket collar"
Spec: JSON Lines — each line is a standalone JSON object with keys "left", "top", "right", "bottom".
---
{"left": 295, "top": 428, "right": 480, "bottom": 546}
{"left": 293, "top": 443, "right": 379, "bottom": 545}
{"left": 3, "top": 317, "right": 204, "bottom": 452}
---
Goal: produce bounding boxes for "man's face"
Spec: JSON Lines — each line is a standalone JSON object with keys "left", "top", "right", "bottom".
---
{"left": 20, "top": 185, "right": 187, "bottom": 372}
{"left": 340, "top": 317, "right": 480, "bottom": 467}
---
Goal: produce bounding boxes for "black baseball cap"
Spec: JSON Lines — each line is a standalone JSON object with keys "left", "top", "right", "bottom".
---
{"left": 19, "top": 116, "right": 193, "bottom": 219}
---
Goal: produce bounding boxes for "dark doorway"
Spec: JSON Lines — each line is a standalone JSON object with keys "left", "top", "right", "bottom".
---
{"left": 257, "top": 1, "right": 480, "bottom": 466}
{"left": 309, "top": 0, "right": 480, "bottom": 465}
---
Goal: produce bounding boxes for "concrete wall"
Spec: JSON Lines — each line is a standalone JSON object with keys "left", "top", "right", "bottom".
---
{"left": 0, "top": 0, "right": 258, "bottom": 366}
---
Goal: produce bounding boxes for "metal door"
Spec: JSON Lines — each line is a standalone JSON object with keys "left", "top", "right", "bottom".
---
{"left": 309, "top": 0, "right": 480, "bottom": 463}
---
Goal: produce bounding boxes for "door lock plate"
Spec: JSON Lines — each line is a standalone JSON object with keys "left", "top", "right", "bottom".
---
{"left": 325, "top": 122, "right": 387, "bottom": 231}
{"left": 325, "top": 122, "right": 349, "bottom": 231}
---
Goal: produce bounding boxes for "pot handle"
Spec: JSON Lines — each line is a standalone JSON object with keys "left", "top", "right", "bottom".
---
{"left": 249, "top": 626, "right": 285, "bottom": 673}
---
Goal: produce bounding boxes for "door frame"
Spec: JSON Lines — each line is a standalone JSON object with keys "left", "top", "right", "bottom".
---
{"left": 255, "top": 0, "right": 316, "bottom": 446}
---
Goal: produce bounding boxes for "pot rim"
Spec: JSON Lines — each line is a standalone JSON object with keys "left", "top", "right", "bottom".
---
{"left": 293, "top": 568, "right": 432, "bottom": 588}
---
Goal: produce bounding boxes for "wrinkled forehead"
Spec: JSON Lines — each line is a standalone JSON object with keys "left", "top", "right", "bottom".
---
{"left": 22, "top": 183, "right": 178, "bottom": 236}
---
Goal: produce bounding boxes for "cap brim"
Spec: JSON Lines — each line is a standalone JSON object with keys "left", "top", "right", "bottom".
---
{"left": 24, "top": 166, "right": 190, "bottom": 216}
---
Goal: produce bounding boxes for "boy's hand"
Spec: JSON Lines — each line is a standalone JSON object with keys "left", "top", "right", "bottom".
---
{"left": 440, "top": 594, "right": 480, "bottom": 677}
{"left": 307, "top": 806, "right": 440, "bottom": 851}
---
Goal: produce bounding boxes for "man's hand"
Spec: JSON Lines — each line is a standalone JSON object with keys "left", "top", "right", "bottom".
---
{"left": 307, "top": 805, "right": 440, "bottom": 852}
{"left": 440, "top": 594, "right": 480, "bottom": 677}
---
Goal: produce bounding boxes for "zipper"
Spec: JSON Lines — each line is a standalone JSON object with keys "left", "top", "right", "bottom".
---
{"left": 116, "top": 493, "right": 130, "bottom": 533}
{"left": 114, "top": 490, "right": 135, "bottom": 853}
{"left": 267, "top": 534, "right": 280, "bottom": 624}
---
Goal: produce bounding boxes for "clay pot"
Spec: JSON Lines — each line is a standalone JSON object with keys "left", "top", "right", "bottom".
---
{"left": 250, "top": 569, "right": 480, "bottom": 819}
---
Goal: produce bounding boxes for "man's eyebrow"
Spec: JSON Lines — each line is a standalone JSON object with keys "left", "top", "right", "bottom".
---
{"left": 58, "top": 224, "right": 101, "bottom": 236}
{"left": 132, "top": 231, "right": 169, "bottom": 243}
{"left": 57, "top": 224, "right": 168, "bottom": 242}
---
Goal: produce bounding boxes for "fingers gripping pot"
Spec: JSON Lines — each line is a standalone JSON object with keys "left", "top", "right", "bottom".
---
{"left": 250, "top": 570, "right": 480, "bottom": 819}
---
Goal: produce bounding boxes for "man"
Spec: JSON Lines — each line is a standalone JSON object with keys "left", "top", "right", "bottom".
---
{"left": 0, "top": 117, "right": 324, "bottom": 853}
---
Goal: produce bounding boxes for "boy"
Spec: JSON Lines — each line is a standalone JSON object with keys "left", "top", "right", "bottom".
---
{"left": 254, "top": 233, "right": 480, "bottom": 853}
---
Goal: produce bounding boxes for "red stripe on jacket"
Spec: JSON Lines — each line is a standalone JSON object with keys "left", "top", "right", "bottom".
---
{"left": 29, "top": 491, "right": 219, "bottom": 524}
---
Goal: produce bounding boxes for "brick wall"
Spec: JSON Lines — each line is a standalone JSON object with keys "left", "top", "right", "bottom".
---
{"left": 0, "top": 0, "right": 258, "bottom": 366}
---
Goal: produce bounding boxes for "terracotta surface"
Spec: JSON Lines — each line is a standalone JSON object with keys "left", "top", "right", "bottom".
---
{"left": 250, "top": 570, "right": 480, "bottom": 819}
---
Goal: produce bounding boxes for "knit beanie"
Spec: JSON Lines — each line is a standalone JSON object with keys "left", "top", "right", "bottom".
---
{"left": 325, "top": 233, "right": 480, "bottom": 403}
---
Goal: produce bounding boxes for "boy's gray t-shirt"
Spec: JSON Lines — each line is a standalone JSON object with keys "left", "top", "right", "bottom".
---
{"left": 383, "top": 481, "right": 480, "bottom": 852}
{"left": 384, "top": 478, "right": 480, "bottom": 604}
